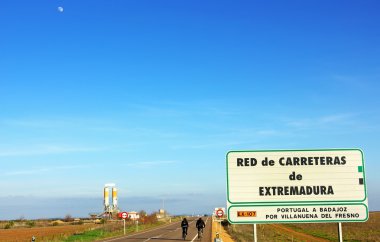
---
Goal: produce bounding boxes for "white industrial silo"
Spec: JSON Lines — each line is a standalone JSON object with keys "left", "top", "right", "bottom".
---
{"left": 112, "top": 187, "right": 118, "bottom": 209}
{"left": 104, "top": 187, "right": 110, "bottom": 210}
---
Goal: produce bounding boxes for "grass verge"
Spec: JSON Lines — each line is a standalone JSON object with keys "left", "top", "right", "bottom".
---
{"left": 62, "top": 221, "right": 166, "bottom": 242}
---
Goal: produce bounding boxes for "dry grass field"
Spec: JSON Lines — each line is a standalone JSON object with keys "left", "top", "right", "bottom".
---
{"left": 284, "top": 211, "right": 380, "bottom": 242}
{"left": 0, "top": 215, "right": 171, "bottom": 241}
{"left": 226, "top": 223, "right": 326, "bottom": 242}
{"left": 0, "top": 224, "right": 98, "bottom": 242}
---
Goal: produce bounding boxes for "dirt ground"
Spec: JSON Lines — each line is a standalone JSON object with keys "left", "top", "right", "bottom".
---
{"left": 284, "top": 212, "right": 380, "bottom": 242}
{"left": 212, "top": 218, "right": 234, "bottom": 242}
{"left": 0, "top": 224, "right": 98, "bottom": 242}
{"left": 269, "top": 224, "right": 329, "bottom": 242}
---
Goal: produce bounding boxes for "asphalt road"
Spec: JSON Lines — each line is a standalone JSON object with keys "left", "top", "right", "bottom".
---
{"left": 100, "top": 217, "right": 211, "bottom": 242}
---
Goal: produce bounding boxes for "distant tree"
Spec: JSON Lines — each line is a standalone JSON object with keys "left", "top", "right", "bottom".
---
{"left": 144, "top": 213, "right": 158, "bottom": 224}
{"left": 64, "top": 214, "right": 74, "bottom": 222}
{"left": 17, "top": 216, "right": 25, "bottom": 222}
{"left": 139, "top": 210, "right": 147, "bottom": 217}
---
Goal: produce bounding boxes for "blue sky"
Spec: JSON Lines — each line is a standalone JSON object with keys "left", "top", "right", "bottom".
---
{"left": 1, "top": 0, "right": 379, "bottom": 219}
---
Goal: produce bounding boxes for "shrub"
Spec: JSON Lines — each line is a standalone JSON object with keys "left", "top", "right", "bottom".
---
{"left": 26, "top": 221, "right": 36, "bottom": 227}
{"left": 221, "top": 219, "right": 230, "bottom": 227}
{"left": 4, "top": 223, "right": 12, "bottom": 229}
{"left": 144, "top": 213, "right": 158, "bottom": 224}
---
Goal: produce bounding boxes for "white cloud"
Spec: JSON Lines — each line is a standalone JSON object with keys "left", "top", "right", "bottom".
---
{"left": 256, "top": 129, "right": 281, "bottom": 136}
{"left": 319, "top": 114, "right": 354, "bottom": 123}
{"left": 332, "top": 74, "right": 370, "bottom": 88}
{"left": 125, "top": 160, "right": 177, "bottom": 168}
{"left": 287, "top": 113, "right": 357, "bottom": 129}
{"left": 0, "top": 144, "right": 104, "bottom": 157}
{"left": 3, "top": 165, "right": 89, "bottom": 176}
{"left": 170, "top": 140, "right": 248, "bottom": 150}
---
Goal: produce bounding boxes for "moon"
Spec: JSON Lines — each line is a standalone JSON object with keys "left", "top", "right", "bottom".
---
{"left": 58, "top": 6, "right": 64, "bottom": 12}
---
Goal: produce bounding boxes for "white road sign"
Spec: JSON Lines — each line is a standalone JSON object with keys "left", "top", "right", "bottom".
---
{"left": 226, "top": 149, "right": 368, "bottom": 223}
{"left": 216, "top": 209, "right": 224, "bottom": 217}
{"left": 214, "top": 207, "right": 225, "bottom": 217}
{"left": 121, "top": 212, "right": 128, "bottom": 219}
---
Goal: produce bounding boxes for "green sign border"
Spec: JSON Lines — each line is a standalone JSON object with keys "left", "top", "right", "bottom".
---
{"left": 227, "top": 203, "right": 369, "bottom": 224}
{"left": 226, "top": 148, "right": 367, "bottom": 204}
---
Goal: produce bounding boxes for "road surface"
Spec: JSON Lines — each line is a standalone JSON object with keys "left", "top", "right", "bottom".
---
{"left": 100, "top": 217, "right": 211, "bottom": 242}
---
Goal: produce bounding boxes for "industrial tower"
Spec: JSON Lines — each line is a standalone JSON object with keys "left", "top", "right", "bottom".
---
{"left": 103, "top": 183, "right": 119, "bottom": 218}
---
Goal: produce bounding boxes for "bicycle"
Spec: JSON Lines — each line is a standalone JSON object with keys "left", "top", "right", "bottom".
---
{"left": 197, "top": 228, "right": 203, "bottom": 240}
{"left": 182, "top": 227, "right": 187, "bottom": 240}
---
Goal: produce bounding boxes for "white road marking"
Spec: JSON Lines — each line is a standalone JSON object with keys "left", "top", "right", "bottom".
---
{"left": 143, "top": 233, "right": 164, "bottom": 242}
{"left": 144, "top": 219, "right": 196, "bottom": 241}
{"left": 102, "top": 221, "right": 181, "bottom": 242}
{"left": 102, "top": 217, "right": 206, "bottom": 242}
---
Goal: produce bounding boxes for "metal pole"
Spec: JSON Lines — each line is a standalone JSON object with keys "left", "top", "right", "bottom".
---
{"left": 123, "top": 219, "right": 126, "bottom": 235}
{"left": 338, "top": 223, "right": 343, "bottom": 242}
{"left": 253, "top": 224, "right": 257, "bottom": 242}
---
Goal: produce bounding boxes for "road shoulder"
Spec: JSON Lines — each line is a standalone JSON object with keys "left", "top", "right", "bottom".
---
{"left": 211, "top": 219, "right": 234, "bottom": 242}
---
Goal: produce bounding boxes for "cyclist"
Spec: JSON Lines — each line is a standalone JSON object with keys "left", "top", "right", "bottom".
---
{"left": 196, "top": 217, "right": 205, "bottom": 238}
{"left": 181, "top": 217, "right": 189, "bottom": 239}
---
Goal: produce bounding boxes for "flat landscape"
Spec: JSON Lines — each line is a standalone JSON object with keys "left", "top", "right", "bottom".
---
{"left": 0, "top": 217, "right": 206, "bottom": 242}
{"left": 2, "top": 213, "right": 379, "bottom": 242}
{"left": 0, "top": 215, "right": 167, "bottom": 242}
{"left": 1, "top": 1, "right": 380, "bottom": 242}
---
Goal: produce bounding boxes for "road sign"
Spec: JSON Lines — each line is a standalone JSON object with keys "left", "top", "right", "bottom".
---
{"left": 226, "top": 149, "right": 368, "bottom": 224}
{"left": 216, "top": 209, "right": 224, "bottom": 218}
{"left": 214, "top": 207, "right": 225, "bottom": 217}
{"left": 121, "top": 212, "right": 128, "bottom": 219}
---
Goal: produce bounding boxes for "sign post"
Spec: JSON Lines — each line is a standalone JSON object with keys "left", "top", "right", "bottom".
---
{"left": 214, "top": 208, "right": 225, "bottom": 233}
{"left": 214, "top": 208, "right": 225, "bottom": 242}
{"left": 216, "top": 209, "right": 224, "bottom": 233}
{"left": 226, "top": 149, "right": 368, "bottom": 240}
{"left": 338, "top": 223, "right": 343, "bottom": 242}
{"left": 121, "top": 212, "right": 128, "bottom": 235}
